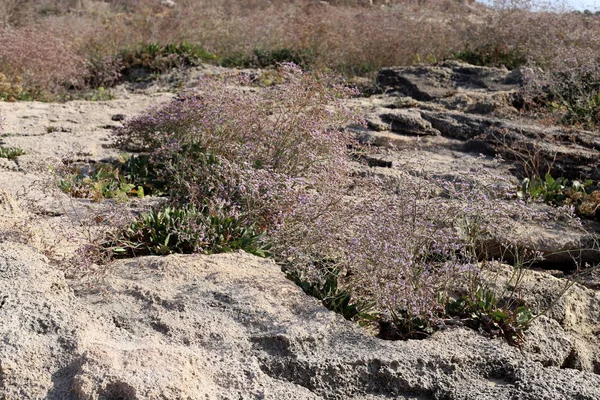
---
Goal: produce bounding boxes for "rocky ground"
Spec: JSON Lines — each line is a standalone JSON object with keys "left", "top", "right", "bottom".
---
{"left": 1, "top": 62, "right": 599, "bottom": 399}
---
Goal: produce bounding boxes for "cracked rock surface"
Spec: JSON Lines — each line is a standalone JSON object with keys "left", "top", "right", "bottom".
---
{"left": 1, "top": 62, "right": 600, "bottom": 399}
{"left": 2, "top": 243, "right": 600, "bottom": 399}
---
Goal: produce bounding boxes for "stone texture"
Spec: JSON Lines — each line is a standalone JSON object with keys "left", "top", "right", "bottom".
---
{"left": 376, "top": 61, "right": 517, "bottom": 101}
{"left": 1, "top": 62, "right": 600, "bottom": 399}
{"left": 2, "top": 243, "right": 600, "bottom": 399}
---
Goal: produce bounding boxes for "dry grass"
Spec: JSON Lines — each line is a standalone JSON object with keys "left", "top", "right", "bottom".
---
{"left": 1, "top": 0, "right": 600, "bottom": 99}
{"left": 0, "top": 24, "right": 87, "bottom": 100}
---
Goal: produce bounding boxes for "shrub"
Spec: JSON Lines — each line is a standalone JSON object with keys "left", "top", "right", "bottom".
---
{"left": 523, "top": 64, "right": 600, "bottom": 129}
{"left": 107, "top": 64, "right": 359, "bottom": 263}
{"left": 85, "top": 55, "right": 124, "bottom": 89}
{"left": 120, "top": 42, "right": 216, "bottom": 81}
{"left": 114, "top": 63, "right": 358, "bottom": 223}
{"left": 0, "top": 25, "right": 87, "bottom": 99}
{"left": 453, "top": 44, "right": 527, "bottom": 70}
{"left": 6, "top": 0, "right": 600, "bottom": 97}
{"left": 221, "top": 48, "right": 313, "bottom": 69}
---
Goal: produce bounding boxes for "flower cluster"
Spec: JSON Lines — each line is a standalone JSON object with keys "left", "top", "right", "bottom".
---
{"left": 114, "top": 64, "right": 359, "bottom": 252}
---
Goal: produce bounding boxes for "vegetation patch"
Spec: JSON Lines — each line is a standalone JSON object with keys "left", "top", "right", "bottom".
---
{"left": 0, "top": 146, "right": 25, "bottom": 160}
{"left": 104, "top": 204, "right": 269, "bottom": 257}
{"left": 57, "top": 154, "right": 163, "bottom": 202}
{"left": 522, "top": 65, "right": 600, "bottom": 130}
{"left": 62, "top": 65, "right": 585, "bottom": 346}
{"left": 6, "top": 0, "right": 600, "bottom": 102}
{"left": 286, "top": 263, "right": 377, "bottom": 323}
{"left": 119, "top": 42, "right": 216, "bottom": 82}
{"left": 452, "top": 44, "right": 528, "bottom": 70}
{"left": 517, "top": 173, "right": 600, "bottom": 220}
{"left": 444, "top": 286, "right": 532, "bottom": 346}
{"left": 221, "top": 48, "right": 314, "bottom": 69}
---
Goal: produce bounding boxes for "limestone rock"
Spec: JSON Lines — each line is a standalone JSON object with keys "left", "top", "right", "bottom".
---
{"left": 376, "top": 61, "right": 517, "bottom": 101}
{"left": 2, "top": 243, "right": 600, "bottom": 399}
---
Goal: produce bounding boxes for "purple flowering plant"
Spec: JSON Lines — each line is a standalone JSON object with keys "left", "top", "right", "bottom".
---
{"left": 108, "top": 64, "right": 586, "bottom": 343}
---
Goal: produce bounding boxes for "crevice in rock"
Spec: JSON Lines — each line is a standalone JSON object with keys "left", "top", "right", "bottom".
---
{"left": 560, "top": 347, "right": 581, "bottom": 370}
{"left": 100, "top": 381, "right": 137, "bottom": 400}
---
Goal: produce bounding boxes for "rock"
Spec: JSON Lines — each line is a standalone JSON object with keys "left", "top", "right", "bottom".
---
{"left": 382, "top": 109, "right": 441, "bottom": 136}
{"left": 484, "top": 210, "right": 600, "bottom": 270}
{"left": 365, "top": 109, "right": 440, "bottom": 136}
{"left": 370, "top": 63, "right": 600, "bottom": 181}
{"left": 110, "top": 114, "right": 126, "bottom": 122}
{"left": 2, "top": 243, "right": 600, "bottom": 399}
{"left": 376, "top": 61, "right": 517, "bottom": 101}
{"left": 406, "top": 107, "right": 600, "bottom": 181}
{"left": 522, "top": 316, "right": 573, "bottom": 367}
{"left": 0, "top": 244, "right": 80, "bottom": 399}
{"left": 504, "top": 66, "right": 536, "bottom": 86}
{"left": 160, "top": 0, "right": 176, "bottom": 7}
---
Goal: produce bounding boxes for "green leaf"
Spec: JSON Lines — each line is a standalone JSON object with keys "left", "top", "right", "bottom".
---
{"left": 489, "top": 310, "right": 509, "bottom": 322}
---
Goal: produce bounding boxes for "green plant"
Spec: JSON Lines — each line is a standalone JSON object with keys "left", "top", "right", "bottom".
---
{"left": 106, "top": 204, "right": 269, "bottom": 257}
{"left": 0, "top": 146, "right": 25, "bottom": 160}
{"left": 122, "top": 153, "right": 166, "bottom": 196}
{"left": 517, "top": 173, "right": 570, "bottom": 204}
{"left": 57, "top": 162, "right": 143, "bottom": 201}
{"left": 377, "top": 310, "right": 434, "bottom": 340}
{"left": 560, "top": 90, "right": 600, "bottom": 128}
{"left": 517, "top": 173, "right": 599, "bottom": 220}
{"left": 286, "top": 263, "right": 376, "bottom": 323}
{"left": 445, "top": 286, "right": 532, "bottom": 346}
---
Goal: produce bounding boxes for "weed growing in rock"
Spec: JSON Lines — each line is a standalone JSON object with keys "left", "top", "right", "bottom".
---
{"left": 56, "top": 157, "right": 151, "bottom": 202}
{"left": 83, "top": 64, "right": 586, "bottom": 345}
{"left": 104, "top": 204, "right": 269, "bottom": 257}
{"left": 445, "top": 285, "right": 532, "bottom": 346}
{"left": 0, "top": 146, "right": 25, "bottom": 160}
{"left": 518, "top": 174, "right": 600, "bottom": 221}
{"left": 270, "top": 162, "right": 565, "bottom": 341}
{"left": 286, "top": 263, "right": 377, "bottom": 323}
{"left": 523, "top": 64, "right": 600, "bottom": 130}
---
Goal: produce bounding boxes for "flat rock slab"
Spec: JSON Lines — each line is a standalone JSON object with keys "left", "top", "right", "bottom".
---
{"left": 0, "top": 94, "right": 174, "bottom": 171}
{"left": 376, "top": 61, "right": 532, "bottom": 101}
{"left": 2, "top": 243, "right": 600, "bottom": 399}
